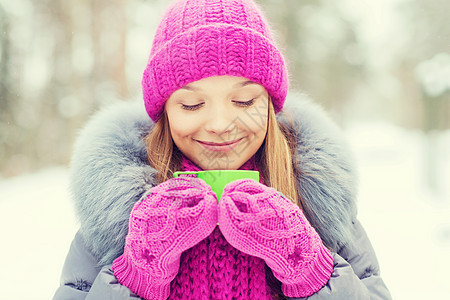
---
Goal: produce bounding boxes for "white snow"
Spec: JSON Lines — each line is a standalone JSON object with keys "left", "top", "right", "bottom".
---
{"left": 345, "top": 123, "right": 450, "bottom": 299}
{"left": 0, "top": 168, "right": 78, "bottom": 300}
{"left": 0, "top": 122, "right": 449, "bottom": 300}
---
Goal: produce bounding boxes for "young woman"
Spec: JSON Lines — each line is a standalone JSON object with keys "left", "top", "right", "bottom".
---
{"left": 54, "top": 0, "right": 392, "bottom": 299}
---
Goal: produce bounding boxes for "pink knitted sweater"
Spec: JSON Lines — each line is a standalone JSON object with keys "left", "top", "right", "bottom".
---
{"left": 168, "top": 156, "right": 274, "bottom": 299}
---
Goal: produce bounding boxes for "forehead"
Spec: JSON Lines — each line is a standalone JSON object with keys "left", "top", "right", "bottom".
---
{"left": 183, "top": 77, "right": 255, "bottom": 90}
{"left": 178, "top": 75, "right": 264, "bottom": 93}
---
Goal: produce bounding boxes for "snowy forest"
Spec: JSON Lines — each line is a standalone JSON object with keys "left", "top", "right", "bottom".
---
{"left": 0, "top": 0, "right": 448, "bottom": 177}
{"left": 0, "top": 0, "right": 449, "bottom": 299}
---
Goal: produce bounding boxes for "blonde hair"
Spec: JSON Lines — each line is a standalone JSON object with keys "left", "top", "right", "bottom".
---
{"left": 145, "top": 111, "right": 181, "bottom": 184}
{"left": 261, "top": 100, "right": 300, "bottom": 206}
{"left": 145, "top": 100, "right": 301, "bottom": 206}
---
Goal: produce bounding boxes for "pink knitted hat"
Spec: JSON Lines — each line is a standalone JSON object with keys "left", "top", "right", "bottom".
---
{"left": 143, "top": 0, "right": 289, "bottom": 122}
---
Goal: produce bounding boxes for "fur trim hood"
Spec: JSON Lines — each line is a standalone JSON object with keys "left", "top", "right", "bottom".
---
{"left": 70, "top": 94, "right": 358, "bottom": 266}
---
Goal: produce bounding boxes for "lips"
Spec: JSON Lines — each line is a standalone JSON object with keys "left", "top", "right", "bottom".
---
{"left": 197, "top": 137, "right": 244, "bottom": 152}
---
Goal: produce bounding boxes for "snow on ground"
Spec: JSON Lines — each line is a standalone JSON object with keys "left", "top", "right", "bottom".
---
{"left": 345, "top": 123, "right": 450, "bottom": 299}
{"left": 0, "top": 122, "right": 449, "bottom": 300}
{"left": 0, "top": 168, "right": 78, "bottom": 300}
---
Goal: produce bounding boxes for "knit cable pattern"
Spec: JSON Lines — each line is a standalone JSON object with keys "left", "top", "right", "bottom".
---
{"left": 167, "top": 155, "right": 273, "bottom": 299}
{"left": 112, "top": 177, "right": 218, "bottom": 299}
{"left": 218, "top": 179, "right": 334, "bottom": 298}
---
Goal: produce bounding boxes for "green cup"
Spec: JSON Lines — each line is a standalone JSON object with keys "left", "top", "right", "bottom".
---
{"left": 173, "top": 170, "right": 259, "bottom": 200}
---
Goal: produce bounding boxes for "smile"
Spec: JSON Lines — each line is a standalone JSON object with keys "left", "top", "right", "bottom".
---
{"left": 196, "top": 138, "right": 244, "bottom": 152}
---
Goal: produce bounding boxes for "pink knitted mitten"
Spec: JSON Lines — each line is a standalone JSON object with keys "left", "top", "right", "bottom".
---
{"left": 218, "top": 179, "right": 333, "bottom": 298}
{"left": 112, "top": 177, "right": 218, "bottom": 300}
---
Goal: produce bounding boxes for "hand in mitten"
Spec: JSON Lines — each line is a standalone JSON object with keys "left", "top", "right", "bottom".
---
{"left": 218, "top": 179, "right": 333, "bottom": 298}
{"left": 112, "top": 177, "right": 218, "bottom": 300}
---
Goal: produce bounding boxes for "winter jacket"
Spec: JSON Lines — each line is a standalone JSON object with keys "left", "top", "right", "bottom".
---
{"left": 53, "top": 94, "right": 392, "bottom": 299}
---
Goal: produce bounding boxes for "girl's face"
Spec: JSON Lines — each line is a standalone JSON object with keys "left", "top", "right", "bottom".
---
{"left": 165, "top": 75, "right": 269, "bottom": 170}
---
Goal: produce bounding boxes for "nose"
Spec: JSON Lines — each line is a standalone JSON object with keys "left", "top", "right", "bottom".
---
{"left": 204, "top": 106, "right": 235, "bottom": 135}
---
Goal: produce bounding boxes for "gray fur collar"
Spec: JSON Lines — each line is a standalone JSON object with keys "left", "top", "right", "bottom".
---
{"left": 70, "top": 94, "right": 358, "bottom": 265}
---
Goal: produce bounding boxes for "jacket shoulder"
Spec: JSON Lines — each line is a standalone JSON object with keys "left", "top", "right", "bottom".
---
{"left": 70, "top": 101, "right": 158, "bottom": 265}
{"left": 279, "top": 94, "right": 358, "bottom": 251}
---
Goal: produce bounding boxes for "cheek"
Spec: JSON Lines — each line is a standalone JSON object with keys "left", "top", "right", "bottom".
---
{"left": 236, "top": 102, "right": 268, "bottom": 138}
{"left": 237, "top": 116, "right": 267, "bottom": 138}
{"left": 166, "top": 110, "right": 200, "bottom": 139}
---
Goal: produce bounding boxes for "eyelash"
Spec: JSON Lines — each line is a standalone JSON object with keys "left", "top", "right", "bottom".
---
{"left": 181, "top": 103, "right": 204, "bottom": 111}
{"left": 233, "top": 98, "right": 256, "bottom": 107}
{"left": 181, "top": 99, "right": 256, "bottom": 111}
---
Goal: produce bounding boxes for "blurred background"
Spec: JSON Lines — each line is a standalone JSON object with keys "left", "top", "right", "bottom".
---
{"left": 0, "top": 0, "right": 449, "bottom": 299}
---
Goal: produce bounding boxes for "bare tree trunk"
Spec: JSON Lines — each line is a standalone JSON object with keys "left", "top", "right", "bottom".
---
{"left": 0, "top": 3, "right": 12, "bottom": 118}
{"left": 91, "top": 0, "right": 128, "bottom": 101}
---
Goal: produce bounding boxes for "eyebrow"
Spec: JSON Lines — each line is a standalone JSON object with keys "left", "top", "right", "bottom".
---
{"left": 235, "top": 80, "right": 257, "bottom": 88}
{"left": 180, "top": 85, "right": 198, "bottom": 91}
{"left": 180, "top": 80, "right": 257, "bottom": 91}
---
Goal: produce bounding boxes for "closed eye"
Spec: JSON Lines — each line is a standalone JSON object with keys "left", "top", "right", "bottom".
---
{"left": 233, "top": 99, "right": 255, "bottom": 107}
{"left": 181, "top": 103, "right": 204, "bottom": 111}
